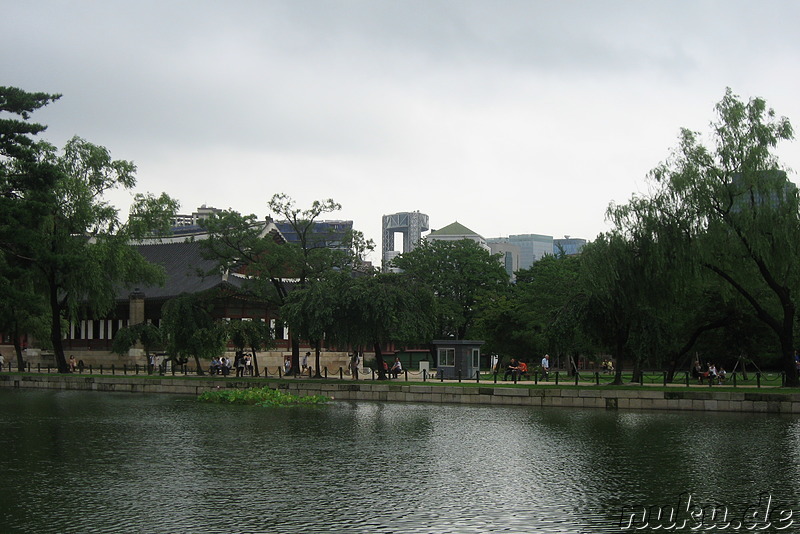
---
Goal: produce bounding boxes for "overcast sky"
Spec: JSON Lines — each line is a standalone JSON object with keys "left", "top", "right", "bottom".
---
{"left": 4, "top": 1, "right": 800, "bottom": 263}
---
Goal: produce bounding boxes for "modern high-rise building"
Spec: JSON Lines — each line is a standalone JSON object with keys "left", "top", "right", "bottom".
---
{"left": 487, "top": 240, "right": 521, "bottom": 281}
{"left": 553, "top": 237, "right": 587, "bottom": 256}
{"left": 487, "top": 234, "right": 553, "bottom": 270}
{"left": 382, "top": 211, "right": 429, "bottom": 271}
{"left": 275, "top": 220, "right": 353, "bottom": 250}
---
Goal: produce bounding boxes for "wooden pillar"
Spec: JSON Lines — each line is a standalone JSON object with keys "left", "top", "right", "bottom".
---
{"left": 128, "top": 289, "right": 146, "bottom": 359}
{"left": 129, "top": 289, "right": 145, "bottom": 326}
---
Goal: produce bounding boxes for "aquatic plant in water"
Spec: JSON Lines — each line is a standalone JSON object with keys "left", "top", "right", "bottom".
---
{"left": 198, "top": 386, "right": 330, "bottom": 407}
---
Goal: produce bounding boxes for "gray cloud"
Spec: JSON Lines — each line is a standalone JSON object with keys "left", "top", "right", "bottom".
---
{"left": 3, "top": 0, "right": 800, "bottom": 259}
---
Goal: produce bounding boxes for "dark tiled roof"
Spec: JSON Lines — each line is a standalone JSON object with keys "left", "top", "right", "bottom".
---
{"left": 121, "top": 240, "right": 238, "bottom": 300}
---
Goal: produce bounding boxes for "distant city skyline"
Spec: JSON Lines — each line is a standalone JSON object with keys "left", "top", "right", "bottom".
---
{"left": 174, "top": 205, "right": 584, "bottom": 269}
{"left": 5, "top": 2, "right": 799, "bottom": 266}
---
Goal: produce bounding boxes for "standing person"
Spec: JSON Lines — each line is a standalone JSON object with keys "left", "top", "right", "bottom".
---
{"left": 0, "top": 353, "right": 5, "bottom": 371}
{"left": 283, "top": 356, "right": 291, "bottom": 375}
{"left": 540, "top": 354, "right": 550, "bottom": 380}
{"left": 235, "top": 351, "right": 245, "bottom": 377}
{"left": 302, "top": 352, "right": 309, "bottom": 373}
{"left": 245, "top": 354, "right": 253, "bottom": 376}
{"left": 349, "top": 353, "right": 360, "bottom": 380}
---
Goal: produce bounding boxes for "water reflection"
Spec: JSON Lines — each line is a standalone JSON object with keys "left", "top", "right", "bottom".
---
{"left": 0, "top": 390, "right": 797, "bottom": 533}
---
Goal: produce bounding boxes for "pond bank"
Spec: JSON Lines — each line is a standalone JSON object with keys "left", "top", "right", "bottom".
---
{"left": 1, "top": 373, "right": 798, "bottom": 414}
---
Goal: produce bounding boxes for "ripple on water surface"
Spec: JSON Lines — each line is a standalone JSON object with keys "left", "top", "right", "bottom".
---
{"left": 0, "top": 390, "right": 797, "bottom": 533}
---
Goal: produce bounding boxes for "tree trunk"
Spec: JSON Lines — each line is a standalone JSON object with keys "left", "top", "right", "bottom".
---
{"left": 13, "top": 330, "right": 24, "bottom": 371}
{"left": 781, "top": 336, "right": 798, "bottom": 387}
{"left": 251, "top": 348, "right": 260, "bottom": 377}
{"left": 631, "top": 356, "right": 641, "bottom": 385}
{"left": 193, "top": 354, "right": 205, "bottom": 375}
{"left": 48, "top": 280, "right": 69, "bottom": 373}
{"left": 313, "top": 340, "right": 322, "bottom": 378}
{"left": 665, "top": 318, "right": 732, "bottom": 381}
{"left": 610, "top": 333, "right": 626, "bottom": 386}
{"left": 290, "top": 336, "right": 300, "bottom": 375}
{"left": 739, "top": 354, "right": 749, "bottom": 381}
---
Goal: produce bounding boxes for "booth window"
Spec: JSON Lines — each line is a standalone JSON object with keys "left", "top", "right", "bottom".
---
{"left": 438, "top": 347, "right": 455, "bottom": 367}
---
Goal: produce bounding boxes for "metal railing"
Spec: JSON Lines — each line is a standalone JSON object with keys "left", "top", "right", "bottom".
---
{"left": 0, "top": 362, "right": 788, "bottom": 388}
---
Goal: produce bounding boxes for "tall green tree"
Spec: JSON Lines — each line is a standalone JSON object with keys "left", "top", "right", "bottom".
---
{"left": 280, "top": 273, "right": 347, "bottom": 378}
{"left": 342, "top": 273, "right": 436, "bottom": 379}
{"left": 282, "top": 272, "right": 436, "bottom": 379}
{"left": 0, "top": 87, "right": 61, "bottom": 368}
{"left": 30, "top": 139, "right": 177, "bottom": 373}
{"left": 160, "top": 293, "right": 228, "bottom": 375}
{"left": 0, "top": 266, "right": 49, "bottom": 370}
{"left": 473, "top": 293, "right": 526, "bottom": 363}
{"left": 0, "top": 87, "right": 179, "bottom": 373}
{"left": 0, "top": 86, "right": 60, "bottom": 160}
{"left": 201, "top": 194, "right": 373, "bottom": 374}
{"left": 391, "top": 239, "right": 509, "bottom": 339}
{"left": 616, "top": 88, "right": 800, "bottom": 386}
{"left": 608, "top": 195, "right": 753, "bottom": 379}
{"left": 578, "top": 232, "right": 648, "bottom": 385}
{"left": 475, "top": 254, "right": 587, "bottom": 369}
{"left": 518, "top": 255, "right": 585, "bottom": 363}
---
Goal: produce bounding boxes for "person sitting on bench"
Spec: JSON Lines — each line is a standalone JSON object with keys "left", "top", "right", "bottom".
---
{"left": 503, "top": 358, "right": 520, "bottom": 381}
{"left": 517, "top": 360, "right": 529, "bottom": 379}
{"left": 390, "top": 357, "right": 403, "bottom": 378}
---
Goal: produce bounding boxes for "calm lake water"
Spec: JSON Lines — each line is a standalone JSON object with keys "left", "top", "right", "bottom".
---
{"left": 1, "top": 389, "right": 799, "bottom": 533}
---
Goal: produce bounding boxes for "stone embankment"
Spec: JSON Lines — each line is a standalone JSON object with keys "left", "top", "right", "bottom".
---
{"left": 1, "top": 373, "right": 798, "bottom": 413}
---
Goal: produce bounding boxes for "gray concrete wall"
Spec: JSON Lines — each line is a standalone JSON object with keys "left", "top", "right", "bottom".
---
{"left": 2, "top": 374, "right": 799, "bottom": 413}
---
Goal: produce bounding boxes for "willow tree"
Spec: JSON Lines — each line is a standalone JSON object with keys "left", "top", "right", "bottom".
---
{"left": 617, "top": 89, "right": 800, "bottom": 386}
{"left": 280, "top": 273, "right": 347, "bottom": 378}
{"left": 338, "top": 273, "right": 436, "bottom": 380}
{"left": 605, "top": 195, "right": 713, "bottom": 377}
{"left": 111, "top": 322, "right": 164, "bottom": 367}
{"left": 160, "top": 293, "right": 227, "bottom": 375}
{"left": 283, "top": 272, "right": 436, "bottom": 380}
{"left": 578, "top": 232, "right": 644, "bottom": 385}
{"left": 226, "top": 318, "right": 273, "bottom": 377}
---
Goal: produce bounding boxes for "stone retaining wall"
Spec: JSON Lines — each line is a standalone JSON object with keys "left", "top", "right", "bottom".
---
{"left": 1, "top": 374, "right": 799, "bottom": 413}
